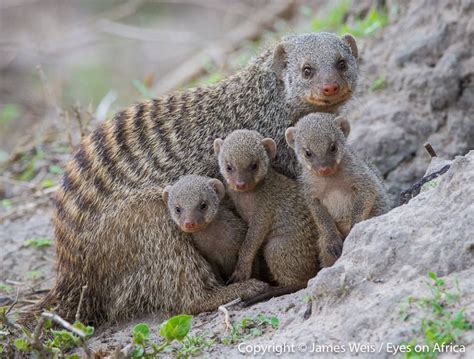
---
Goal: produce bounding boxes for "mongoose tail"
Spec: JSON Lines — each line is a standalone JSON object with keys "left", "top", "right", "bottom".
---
{"left": 242, "top": 284, "right": 306, "bottom": 307}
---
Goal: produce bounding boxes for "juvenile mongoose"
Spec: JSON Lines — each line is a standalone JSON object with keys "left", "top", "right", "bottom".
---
{"left": 163, "top": 175, "right": 248, "bottom": 283}
{"left": 29, "top": 32, "right": 358, "bottom": 324}
{"left": 214, "top": 130, "right": 320, "bottom": 299}
{"left": 286, "top": 113, "right": 390, "bottom": 267}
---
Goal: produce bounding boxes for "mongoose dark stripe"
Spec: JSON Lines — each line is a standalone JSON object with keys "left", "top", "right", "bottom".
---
{"left": 92, "top": 122, "right": 136, "bottom": 188}
{"left": 151, "top": 99, "right": 181, "bottom": 165}
{"left": 113, "top": 112, "right": 147, "bottom": 182}
{"left": 132, "top": 102, "right": 167, "bottom": 178}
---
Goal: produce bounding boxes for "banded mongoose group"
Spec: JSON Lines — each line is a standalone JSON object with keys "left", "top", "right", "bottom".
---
{"left": 28, "top": 31, "right": 390, "bottom": 326}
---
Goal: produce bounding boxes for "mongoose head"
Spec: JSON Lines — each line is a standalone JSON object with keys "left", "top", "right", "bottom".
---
{"left": 285, "top": 113, "right": 350, "bottom": 177}
{"left": 214, "top": 130, "right": 276, "bottom": 192}
{"left": 162, "top": 175, "right": 225, "bottom": 233}
{"left": 272, "top": 32, "right": 358, "bottom": 113}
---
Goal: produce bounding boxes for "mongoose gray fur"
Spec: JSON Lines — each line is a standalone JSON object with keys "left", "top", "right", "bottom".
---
{"left": 163, "top": 175, "right": 248, "bottom": 283}
{"left": 286, "top": 113, "right": 390, "bottom": 267}
{"left": 214, "top": 130, "right": 320, "bottom": 301}
{"left": 28, "top": 32, "right": 358, "bottom": 324}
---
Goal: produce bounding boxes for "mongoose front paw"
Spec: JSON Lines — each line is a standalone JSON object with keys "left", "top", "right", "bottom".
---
{"left": 228, "top": 265, "right": 252, "bottom": 284}
{"left": 321, "top": 236, "right": 344, "bottom": 267}
{"left": 239, "top": 279, "right": 270, "bottom": 301}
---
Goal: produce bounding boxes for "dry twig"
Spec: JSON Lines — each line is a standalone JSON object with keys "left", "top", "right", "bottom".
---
{"left": 218, "top": 298, "right": 241, "bottom": 332}
{"left": 75, "top": 285, "right": 88, "bottom": 322}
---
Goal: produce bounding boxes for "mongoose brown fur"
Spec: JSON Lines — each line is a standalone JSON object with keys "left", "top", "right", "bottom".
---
{"left": 29, "top": 32, "right": 359, "bottom": 324}
{"left": 163, "top": 175, "right": 248, "bottom": 283}
{"left": 214, "top": 130, "right": 320, "bottom": 301}
{"left": 286, "top": 113, "right": 390, "bottom": 267}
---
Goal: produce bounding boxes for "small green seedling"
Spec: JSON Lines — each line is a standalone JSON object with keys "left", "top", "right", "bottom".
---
{"left": 222, "top": 314, "right": 279, "bottom": 345}
{"left": 370, "top": 73, "right": 386, "bottom": 91}
{"left": 25, "top": 238, "right": 53, "bottom": 249}
{"left": 401, "top": 272, "right": 472, "bottom": 359}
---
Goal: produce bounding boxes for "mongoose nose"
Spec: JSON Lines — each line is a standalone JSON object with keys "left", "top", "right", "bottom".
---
{"left": 235, "top": 181, "right": 247, "bottom": 190}
{"left": 322, "top": 82, "right": 339, "bottom": 96}
{"left": 318, "top": 167, "right": 333, "bottom": 176}
{"left": 184, "top": 221, "right": 197, "bottom": 229}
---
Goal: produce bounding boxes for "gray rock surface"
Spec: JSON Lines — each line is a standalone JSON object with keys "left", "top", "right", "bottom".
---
{"left": 347, "top": 0, "right": 474, "bottom": 201}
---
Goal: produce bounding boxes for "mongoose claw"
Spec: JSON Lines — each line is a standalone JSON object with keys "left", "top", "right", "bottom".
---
{"left": 228, "top": 265, "right": 252, "bottom": 284}
{"left": 239, "top": 279, "right": 270, "bottom": 301}
{"left": 328, "top": 239, "right": 343, "bottom": 258}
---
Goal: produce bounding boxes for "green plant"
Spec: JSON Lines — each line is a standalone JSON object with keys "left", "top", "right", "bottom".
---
{"left": 132, "top": 314, "right": 196, "bottom": 357}
{"left": 40, "top": 178, "right": 56, "bottom": 189}
{"left": 311, "top": 1, "right": 389, "bottom": 37}
{"left": 0, "top": 199, "right": 12, "bottom": 211}
{"left": 48, "top": 164, "right": 64, "bottom": 175}
{"left": 25, "top": 238, "right": 53, "bottom": 249}
{"left": 175, "top": 332, "right": 215, "bottom": 357}
{"left": 132, "top": 79, "right": 154, "bottom": 99}
{"left": 370, "top": 73, "right": 386, "bottom": 91}
{"left": 340, "top": 6, "right": 389, "bottom": 37}
{"left": 3, "top": 313, "right": 94, "bottom": 357}
{"left": 0, "top": 283, "right": 14, "bottom": 293}
{"left": 27, "top": 270, "right": 43, "bottom": 280}
{"left": 401, "top": 272, "right": 472, "bottom": 359}
{"left": 222, "top": 314, "right": 279, "bottom": 345}
{"left": 0, "top": 104, "right": 21, "bottom": 125}
{"left": 311, "top": 0, "right": 351, "bottom": 33}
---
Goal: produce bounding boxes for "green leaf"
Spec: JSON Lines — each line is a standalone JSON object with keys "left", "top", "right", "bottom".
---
{"left": 48, "top": 165, "right": 64, "bottom": 175}
{"left": 27, "top": 270, "right": 43, "bottom": 280}
{"left": 0, "top": 282, "right": 14, "bottom": 293}
{"left": 0, "top": 104, "right": 21, "bottom": 125}
{"left": 133, "top": 323, "right": 150, "bottom": 339}
{"left": 0, "top": 150, "right": 8, "bottom": 164}
{"left": 132, "top": 79, "right": 153, "bottom": 99}
{"left": 159, "top": 314, "right": 193, "bottom": 342}
{"left": 14, "top": 338, "right": 30, "bottom": 351}
{"left": 41, "top": 178, "right": 55, "bottom": 189}
{"left": 270, "top": 316, "right": 280, "bottom": 328}
{"left": 1, "top": 199, "right": 12, "bottom": 210}
{"left": 25, "top": 238, "right": 53, "bottom": 249}
{"left": 428, "top": 271, "right": 437, "bottom": 280}
{"left": 370, "top": 74, "right": 386, "bottom": 91}
{"left": 132, "top": 346, "right": 144, "bottom": 358}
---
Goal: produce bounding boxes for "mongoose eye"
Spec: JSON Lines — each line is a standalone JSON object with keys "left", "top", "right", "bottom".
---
{"left": 250, "top": 162, "right": 258, "bottom": 171}
{"left": 305, "top": 149, "right": 312, "bottom": 158}
{"left": 200, "top": 202, "right": 207, "bottom": 210}
{"left": 175, "top": 207, "right": 181, "bottom": 214}
{"left": 337, "top": 59, "right": 347, "bottom": 71}
{"left": 302, "top": 65, "right": 313, "bottom": 79}
{"left": 226, "top": 164, "right": 233, "bottom": 172}
{"left": 329, "top": 143, "right": 337, "bottom": 152}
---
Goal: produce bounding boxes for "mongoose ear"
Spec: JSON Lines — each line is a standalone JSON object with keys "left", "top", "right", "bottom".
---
{"left": 335, "top": 116, "right": 351, "bottom": 138}
{"left": 208, "top": 179, "right": 225, "bottom": 201}
{"left": 213, "top": 138, "right": 224, "bottom": 156}
{"left": 285, "top": 127, "right": 296, "bottom": 149}
{"left": 341, "top": 33, "right": 358, "bottom": 59}
{"left": 272, "top": 42, "right": 291, "bottom": 79}
{"left": 162, "top": 185, "right": 172, "bottom": 203}
{"left": 261, "top": 138, "right": 277, "bottom": 160}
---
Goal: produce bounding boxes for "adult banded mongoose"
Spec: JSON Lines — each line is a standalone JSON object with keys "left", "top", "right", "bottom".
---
{"left": 286, "top": 113, "right": 390, "bottom": 267}
{"left": 29, "top": 32, "right": 359, "bottom": 324}
{"left": 214, "top": 130, "right": 320, "bottom": 301}
{"left": 163, "top": 175, "right": 249, "bottom": 283}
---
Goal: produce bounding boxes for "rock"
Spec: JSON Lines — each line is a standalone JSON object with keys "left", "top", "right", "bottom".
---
{"left": 224, "top": 151, "right": 474, "bottom": 358}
